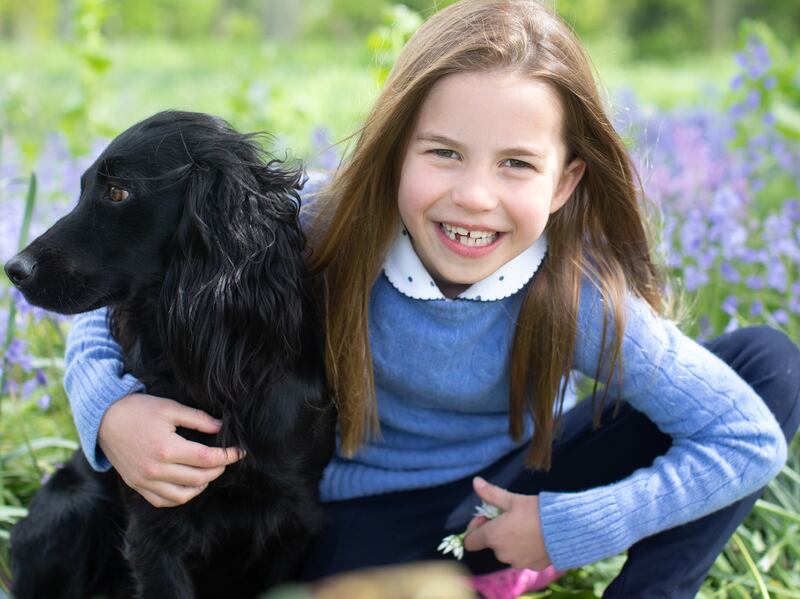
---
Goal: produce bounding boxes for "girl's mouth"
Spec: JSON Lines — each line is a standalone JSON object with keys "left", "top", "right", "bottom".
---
{"left": 439, "top": 222, "right": 499, "bottom": 247}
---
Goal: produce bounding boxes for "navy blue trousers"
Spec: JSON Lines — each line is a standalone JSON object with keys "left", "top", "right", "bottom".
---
{"left": 301, "top": 326, "right": 800, "bottom": 598}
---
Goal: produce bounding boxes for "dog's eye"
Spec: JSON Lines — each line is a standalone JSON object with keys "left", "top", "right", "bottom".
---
{"left": 106, "top": 186, "right": 130, "bottom": 202}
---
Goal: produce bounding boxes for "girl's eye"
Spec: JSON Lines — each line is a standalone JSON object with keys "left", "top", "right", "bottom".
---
{"left": 431, "top": 149, "right": 459, "bottom": 159}
{"left": 502, "top": 158, "right": 534, "bottom": 169}
{"left": 106, "top": 185, "right": 130, "bottom": 202}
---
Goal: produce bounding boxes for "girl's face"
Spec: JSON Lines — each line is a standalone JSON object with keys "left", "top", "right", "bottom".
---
{"left": 397, "top": 70, "right": 585, "bottom": 298}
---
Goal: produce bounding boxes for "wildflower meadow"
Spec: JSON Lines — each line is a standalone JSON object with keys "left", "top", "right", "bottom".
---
{"left": 1, "top": 5, "right": 799, "bottom": 598}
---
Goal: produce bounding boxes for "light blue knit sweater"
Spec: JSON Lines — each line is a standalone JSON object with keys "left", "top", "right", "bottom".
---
{"left": 64, "top": 270, "right": 786, "bottom": 570}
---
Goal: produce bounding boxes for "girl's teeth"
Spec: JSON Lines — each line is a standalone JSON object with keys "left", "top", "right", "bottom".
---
{"left": 440, "top": 223, "right": 498, "bottom": 246}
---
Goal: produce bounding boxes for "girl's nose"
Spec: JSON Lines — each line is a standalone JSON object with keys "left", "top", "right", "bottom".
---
{"left": 450, "top": 172, "right": 497, "bottom": 212}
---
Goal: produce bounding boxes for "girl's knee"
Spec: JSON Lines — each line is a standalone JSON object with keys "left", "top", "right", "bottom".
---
{"left": 719, "top": 325, "right": 799, "bottom": 372}
{"left": 747, "top": 326, "right": 800, "bottom": 437}
{"left": 728, "top": 325, "right": 796, "bottom": 357}
{"left": 714, "top": 326, "right": 800, "bottom": 438}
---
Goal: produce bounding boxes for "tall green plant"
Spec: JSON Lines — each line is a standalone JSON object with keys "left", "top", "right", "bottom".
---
{"left": 727, "top": 21, "right": 800, "bottom": 144}
{"left": 0, "top": 172, "right": 36, "bottom": 594}
{"left": 366, "top": 4, "right": 423, "bottom": 85}
{"left": 0, "top": 174, "right": 36, "bottom": 395}
{"left": 59, "top": 0, "right": 113, "bottom": 155}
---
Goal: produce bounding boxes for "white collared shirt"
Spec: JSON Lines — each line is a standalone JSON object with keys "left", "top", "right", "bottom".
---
{"left": 383, "top": 226, "right": 548, "bottom": 301}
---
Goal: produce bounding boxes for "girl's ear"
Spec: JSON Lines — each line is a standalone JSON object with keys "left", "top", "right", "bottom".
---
{"left": 549, "top": 157, "right": 586, "bottom": 214}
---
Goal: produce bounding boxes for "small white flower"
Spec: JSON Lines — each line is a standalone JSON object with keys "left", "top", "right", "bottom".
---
{"left": 437, "top": 501, "right": 503, "bottom": 560}
{"left": 438, "top": 533, "right": 466, "bottom": 560}
{"left": 473, "top": 501, "right": 503, "bottom": 520}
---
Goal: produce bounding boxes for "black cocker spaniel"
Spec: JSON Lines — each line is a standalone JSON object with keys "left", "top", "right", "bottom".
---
{"left": 4, "top": 111, "right": 336, "bottom": 599}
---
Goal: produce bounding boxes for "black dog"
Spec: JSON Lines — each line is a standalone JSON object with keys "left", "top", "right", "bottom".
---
{"left": 4, "top": 111, "right": 336, "bottom": 599}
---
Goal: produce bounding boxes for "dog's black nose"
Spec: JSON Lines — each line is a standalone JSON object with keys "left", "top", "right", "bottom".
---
{"left": 4, "top": 254, "right": 37, "bottom": 287}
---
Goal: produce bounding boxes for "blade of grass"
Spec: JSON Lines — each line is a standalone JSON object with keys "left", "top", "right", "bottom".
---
{"left": 763, "top": 481, "right": 799, "bottom": 513}
{"left": 0, "top": 437, "right": 79, "bottom": 462}
{"left": 776, "top": 463, "right": 800, "bottom": 488}
{"left": 731, "top": 532, "right": 770, "bottom": 599}
{"left": 754, "top": 500, "right": 800, "bottom": 526}
{"left": 0, "top": 172, "right": 37, "bottom": 394}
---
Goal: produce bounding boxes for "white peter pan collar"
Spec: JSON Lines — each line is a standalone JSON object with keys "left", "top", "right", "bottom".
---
{"left": 383, "top": 226, "right": 548, "bottom": 301}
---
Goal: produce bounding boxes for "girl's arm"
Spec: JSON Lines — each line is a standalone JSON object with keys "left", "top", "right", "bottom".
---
{"left": 64, "top": 309, "right": 242, "bottom": 507}
{"left": 536, "top": 280, "right": 787, "bottom": 570}
{"left": 64, "top": 308, "right": 146, "bottom": 469}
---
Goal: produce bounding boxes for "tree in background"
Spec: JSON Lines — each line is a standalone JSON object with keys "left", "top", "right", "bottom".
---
{"left": 554, "top": 0, "right": 799, "bottom": 59}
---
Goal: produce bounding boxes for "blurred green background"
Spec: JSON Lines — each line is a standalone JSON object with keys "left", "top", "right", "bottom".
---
{"left": 1, "top": 0, "right": 799, "bottom": 160}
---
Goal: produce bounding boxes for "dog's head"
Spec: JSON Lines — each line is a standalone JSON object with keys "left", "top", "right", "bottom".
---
{"left": 4, "top": 110, "right": 305, "bottom": 316}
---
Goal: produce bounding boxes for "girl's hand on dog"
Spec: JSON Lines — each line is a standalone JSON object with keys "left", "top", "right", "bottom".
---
{"left": 462, "top": 477, "right": 552, "bottom": 571}
{"left": 98, "top": 393, "right": 244, "bottom": 508}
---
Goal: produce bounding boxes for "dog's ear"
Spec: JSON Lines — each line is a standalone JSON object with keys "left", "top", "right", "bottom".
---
{"left": 159, "top": 152, "right": 308, "bottom": 418}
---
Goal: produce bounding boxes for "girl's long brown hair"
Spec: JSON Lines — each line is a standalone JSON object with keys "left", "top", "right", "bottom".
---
{"left": 309, "top": 0, "right": 666, "bottom": 468}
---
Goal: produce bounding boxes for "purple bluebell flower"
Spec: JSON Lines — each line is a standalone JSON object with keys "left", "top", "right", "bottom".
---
{"left": 746, "top": 275, "right": 764, "bottom": 290}
{"left": 734, "top": 52, "right": 748, "bottom": 69}
{"left": 37, "top": 394, "right": 52, "bottom": 411}
{"left": 745, "top": 89, "right": 761, "bottom": 111}
{"left": 724, "top": 317, "right": 739, "bottom": 334}
{"left": 21, "top": 378, "right": 38, "bottom": 398}
{"left": 772, "top": 309, "right": 789, "bottom": 326}
{"left": 738, "top": 248, "right": 759, "bottom": 265}
{"left": 766, "top": 260, "right": 787, "bottom": 291}
{"left": 6, "top": 338, "right": 33, "bottom": 370}
{"left": 748, "top": 38, "right": 769, "bottom": 62}
{"left": 697, "top": 249, "right": 717, "bottom": 269}
{"left": 728, "top": 102, "right": 746, "bottom": 120}
{"left": 683, "top": 264, "right": 709, "bottom": 292}
{"left": 720, "top": 262, "right": 740, "bottom": 283}
{"left": 722, "top": 295, "right": 738, "bottom": 316}
{"left": 772, "top": 143, "right": 794, "bottom": 171}
{"left": 698, "top": 316, "right": 713, "bottom": 342}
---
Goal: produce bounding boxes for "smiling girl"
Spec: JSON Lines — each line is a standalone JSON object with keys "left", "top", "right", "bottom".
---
{"left": 396, "top": 72, "right": 583, "bottom": 297}
{"left": 62, "top": 1, "right": 800, "bottom": 597}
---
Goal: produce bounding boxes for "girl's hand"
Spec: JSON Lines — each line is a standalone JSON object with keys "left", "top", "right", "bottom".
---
{"left": 98, "top": 393, "right": 244, "bottom": 508}
{"left": 462, "top": 477, "right": 552, "bottom": 571}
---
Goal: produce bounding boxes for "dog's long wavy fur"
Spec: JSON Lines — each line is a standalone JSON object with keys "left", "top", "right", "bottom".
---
{"left": 7, "top": 111, "right": 336, "bottom": 599}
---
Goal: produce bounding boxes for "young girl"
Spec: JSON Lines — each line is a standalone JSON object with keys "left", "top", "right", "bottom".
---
{"left": 64, "top": 1, "right": 800, "bottom": 597}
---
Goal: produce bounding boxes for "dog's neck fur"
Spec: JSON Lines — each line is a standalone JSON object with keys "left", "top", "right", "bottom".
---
{"left": 107, "top": 279, "right": 314, "bottom": 457}
{"left": 109, "top": 297, "right": 176, "bottom": 400}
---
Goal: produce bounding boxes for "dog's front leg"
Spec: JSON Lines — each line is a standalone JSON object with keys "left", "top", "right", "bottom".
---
{"left": 10, "top": 450, "right": 128, "bottom": 599}
{"left": 124, "top": 509, "right": 195, "bottom": 599}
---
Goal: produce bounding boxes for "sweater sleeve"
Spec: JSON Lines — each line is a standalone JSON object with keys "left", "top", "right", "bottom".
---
{"left": 537, "top": 279, "right": 787, "bottom": 570}
{"left": 64, "top": 308, "right": 145, "bottom": 471}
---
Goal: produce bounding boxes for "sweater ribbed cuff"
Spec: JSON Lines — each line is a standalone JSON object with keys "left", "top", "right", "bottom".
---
{"left": 69, "top": 365, "right": 144, "bottom": 471}
{"left": 539, "top": 489, "right": 632, "bottom": 570}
